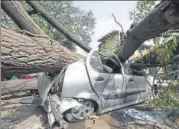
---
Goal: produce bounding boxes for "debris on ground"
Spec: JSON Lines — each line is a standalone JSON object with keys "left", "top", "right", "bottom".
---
{"left": 20, "top": 97, "right": 42, "bottom": 104}
{"left": 2, "top": 95, "right": 179, "bottom": 129}
{"left": 1, "top": 79, "right": 179, "bottom": 129}
{"left": 111, "top": 106, "right": 178, "bottom": 129}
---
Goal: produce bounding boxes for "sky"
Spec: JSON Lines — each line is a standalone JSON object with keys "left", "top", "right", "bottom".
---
{"left": 74, "top": 1, "right": 137, "bottom": 55}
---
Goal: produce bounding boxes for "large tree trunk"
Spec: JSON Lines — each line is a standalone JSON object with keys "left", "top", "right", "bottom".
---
{"left": 1, "top": 79, "right": 37, "bottom": 96}
{"left": 1, "top": 28, "right": 82, "bottom": 76}
{"left": 118, "top": 1, "right": 179, "bottom": 62}
{"left": 1, "top": 0, "right": 84, "bottom": 79}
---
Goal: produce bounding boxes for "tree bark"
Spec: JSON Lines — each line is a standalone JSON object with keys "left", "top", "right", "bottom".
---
{"left": 118, "top": 1, "right": 179, "bottom": 62}
{"left": 1, "top": 0, "right": 45, "bottom": 35}
{"left": 1, "top": 79, "right": 37, "bottom": 96}
{"left": 1, "top": 28, "right": 82, "bottom": 76}
{"left": 1, "top": 0, "right": 84, "bottom": 78}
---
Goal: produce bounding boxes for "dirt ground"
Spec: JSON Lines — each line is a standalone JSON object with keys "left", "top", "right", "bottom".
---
{"left": 1, "top": 97, "right": 121, "bottom": 129}
{"left": 1, "top": 96, "right": 173, "bottom": 129}
{"left": 1, "top": 79, "right": 121, "bottom": 129}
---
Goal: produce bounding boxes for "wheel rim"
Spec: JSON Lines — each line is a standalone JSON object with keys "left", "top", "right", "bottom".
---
{"left": 71, "top": 100, "right": 94, "bottom": 120}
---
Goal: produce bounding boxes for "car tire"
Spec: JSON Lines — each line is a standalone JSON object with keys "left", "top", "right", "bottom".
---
{"left": 63, "top": 109, "right": 80, "bottom": 123}
{"left": 63, "top": 100, "right": 95, "bottom": 123}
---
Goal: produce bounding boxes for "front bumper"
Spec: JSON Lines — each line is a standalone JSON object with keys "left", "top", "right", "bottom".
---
{"left": 42, "top": 94, "right": 82, "bottom": 126}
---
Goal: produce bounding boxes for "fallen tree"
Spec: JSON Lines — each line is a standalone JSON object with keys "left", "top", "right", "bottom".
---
{"left": 118, "top": 1, "right": 179, "bottom": 62}
{"left": 1, "top": 28, "right": 82, "bottom": 76}
{"left": 1, "top": 79, "right": 37, "bottom": 96}
{"left": 1, "top": 0, "right": 179, "bottom": 77}
{"left": 1, "top": 1, "right": 84, "bottom": 78}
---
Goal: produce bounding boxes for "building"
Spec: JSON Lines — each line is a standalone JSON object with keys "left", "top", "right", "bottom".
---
{"left": 98, "top": 30, "right": 124, "bottom": 54}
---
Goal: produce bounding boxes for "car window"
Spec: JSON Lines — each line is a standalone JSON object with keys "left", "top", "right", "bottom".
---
{"left": 123, "top": 64, "right": 132, "bottom": 75}
{"left": 90, "top": 52, "right": 104, "bottom": 72}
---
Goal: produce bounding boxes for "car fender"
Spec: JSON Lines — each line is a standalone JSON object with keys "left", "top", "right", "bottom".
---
{"left": 75, "top": 92, "right": 100, "bottom": 104}
{"left": 37, "top": 68, "right": 66, "bottom": 102}
{"left": 60, "top": 98, "right": 82, "bottom": 113}
{"left": 37, "top": 73, "right": 57, "bottom": 102}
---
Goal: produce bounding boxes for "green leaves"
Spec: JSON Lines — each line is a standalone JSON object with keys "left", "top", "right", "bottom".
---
{"left": 37, "top": 1, "right": 95, "bottom": 49}
{"left": 1, "top": 9, "right": 18, "bottom": 29}
{"left": 155, "top": 81, "right": 179, "bottom": 109}
{"left": 130, "top": 0, "right": 179, "bottom": 110}
{"left": 129, "top": 0, "right": 156, "bottom": 23}
{"left": 153, "top": 34, "right": 178, "bottom": 65}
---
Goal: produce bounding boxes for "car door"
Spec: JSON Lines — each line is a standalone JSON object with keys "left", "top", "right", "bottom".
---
{"left": 100, "top": 65, "right": 126, "bottom": 112}
{"left": 110, "top": 68, "right": 127, "bottom": 110}
{"left": 133, "top": 74, "right": 148, "bottom": 102}
{"left": 86, "top": 51, "right": 126, "bottom": 112}
{"left": 86, "top": 51, "right": 114, "bottom": 108}
{"left": 124, "top": 65, "right": 143, "bottom": 104}
{"left": 99, "top": 55, "right": 127, "bottom": 112}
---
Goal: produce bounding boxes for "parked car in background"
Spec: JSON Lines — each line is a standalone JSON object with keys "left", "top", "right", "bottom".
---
{"left": 37, "top": 50, "right": 153, "bottom": 127}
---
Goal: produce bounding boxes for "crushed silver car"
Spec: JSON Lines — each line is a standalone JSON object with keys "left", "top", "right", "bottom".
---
{"left": 37, "top": 50, "right": 153, "bottom": 127}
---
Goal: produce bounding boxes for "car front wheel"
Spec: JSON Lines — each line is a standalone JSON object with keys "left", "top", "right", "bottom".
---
{"left": 64, "top": 99, "right": 95, "bottom": 123}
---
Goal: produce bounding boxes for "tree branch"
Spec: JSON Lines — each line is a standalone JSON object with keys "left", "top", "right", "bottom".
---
{"left": 111, "top": 13, "right": 124, "bottom": 34}
{"left": 1, "top": 0, "right": 46, "bottom": 36}
{"left": 26, "top": 0, "right": 92, "bottom": 52}
{"left": 118, "top": 1, "right": 179, "bottom": 62}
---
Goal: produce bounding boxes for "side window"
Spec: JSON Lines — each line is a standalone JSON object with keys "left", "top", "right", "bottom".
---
{"left": 123, "top": 65, "right": 132, "bottom": 75}
{"left": 90, "top": 52, "right": 104, "bottom": 72}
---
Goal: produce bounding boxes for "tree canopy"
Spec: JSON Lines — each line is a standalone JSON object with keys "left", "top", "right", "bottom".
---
{"left": 129, "top": 0, "right": 156, "bottom": 23}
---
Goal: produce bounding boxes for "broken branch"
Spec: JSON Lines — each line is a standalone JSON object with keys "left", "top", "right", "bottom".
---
{"left": 111, "top": 13, "right": 124, "bottom": 34}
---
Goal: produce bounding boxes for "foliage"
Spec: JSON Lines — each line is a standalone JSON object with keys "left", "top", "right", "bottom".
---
{"left": 130, "top": 0, "right": 179, "bottom": 109}
{"left": 1, "top": 9, "right": 18, "bottom": 29}
{"left": 25, "top": 1, "right": 95, "bottom": 51}
{"left": 129, "top": 0, "right": 179, "bottom": 65}
{"left": 1, "top": 1, "right": 96, "bottom": 51}
{"left": 152, "top": 35, "right": 179, "bottom": 109}
{"left": 154, "top": 81, "right": 179, "bottom": 109}
{"left": 129, "top": 0, "right": 156, "bottom": 23}
{"left": 153, "top": 34, "right": 178, "bottom": 65}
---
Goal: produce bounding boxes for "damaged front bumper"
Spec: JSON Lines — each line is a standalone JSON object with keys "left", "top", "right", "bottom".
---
{"left": 37, "top": 68, "right": 83, "bottom": 127}
{"left": 42, "top": 94, "right": 82, "bottom": 127}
